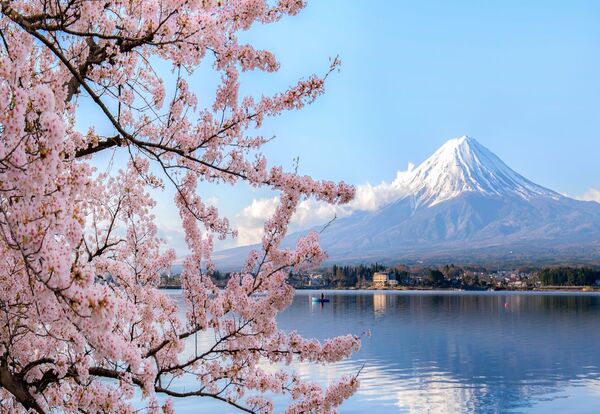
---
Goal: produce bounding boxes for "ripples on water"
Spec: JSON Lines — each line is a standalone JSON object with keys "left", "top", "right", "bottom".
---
{"left": 163, "top": 290, "right": 600, "bottom": 413}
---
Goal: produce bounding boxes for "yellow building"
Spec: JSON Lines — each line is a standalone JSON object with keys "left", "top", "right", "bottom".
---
{"left": 373, "top": 272, "right": 389, "bottom": 288}
{"left": 308, "top": 273, "right": 324, "bottom": 287}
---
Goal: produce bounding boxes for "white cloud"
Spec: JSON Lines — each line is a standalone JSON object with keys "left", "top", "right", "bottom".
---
{"left": 235, "top": 197, "right": 280, "bottom": 246}
{"left": 233, "top": 197, "right": 334, "bottom": 247}
{"left": 348, "top": 163, "right": 414, "bottom": 211}
{"left": 577, "top": 188, "right": 600, "bottom": 203}
{"left": 151, "top": 164, "right": 416, "bottom": 251}
{"left": 232, "top": 163, "right": 415, "bottom": 246}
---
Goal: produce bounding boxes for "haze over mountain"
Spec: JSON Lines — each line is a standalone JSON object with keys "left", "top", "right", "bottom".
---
{"left": 215, "top": 136, "right": 600, "bottom": 268}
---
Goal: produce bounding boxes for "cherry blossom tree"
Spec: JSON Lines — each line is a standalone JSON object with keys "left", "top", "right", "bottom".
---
{"left": 0, "top": 1, "right": 361, "bottom": 412}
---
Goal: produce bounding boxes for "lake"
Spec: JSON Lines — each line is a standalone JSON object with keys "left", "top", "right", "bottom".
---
{"left": 164, "top": 290, "right": 600, "bottom": 413}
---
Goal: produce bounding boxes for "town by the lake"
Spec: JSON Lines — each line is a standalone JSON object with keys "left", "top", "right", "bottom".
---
{"left": 161, "top": 265, "right": 600, "bottom": 292}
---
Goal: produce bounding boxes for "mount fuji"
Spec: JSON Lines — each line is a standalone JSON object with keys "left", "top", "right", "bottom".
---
{"left": 400, "top": 136, "right": 560, "bottom": 207}
{"left": 216, "top": 136, "right": 600, "bottom": 267}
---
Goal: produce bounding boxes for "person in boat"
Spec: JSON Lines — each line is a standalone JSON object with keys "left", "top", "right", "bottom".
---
{"left": 321, "top": 292, "right": 324, "bottom": 301}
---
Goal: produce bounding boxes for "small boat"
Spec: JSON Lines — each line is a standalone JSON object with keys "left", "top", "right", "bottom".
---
{"left": 311, "top": 297, "right": 330, "bottom": 303}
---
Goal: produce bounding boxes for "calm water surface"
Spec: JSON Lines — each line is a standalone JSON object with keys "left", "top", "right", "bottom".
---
{"left": 166, "top": 290, "right": 600, "bottom": 413}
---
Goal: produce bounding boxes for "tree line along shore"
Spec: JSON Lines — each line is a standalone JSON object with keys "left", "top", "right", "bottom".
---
{"left": 159, "top": 265, "right": 600, "bottom": 291}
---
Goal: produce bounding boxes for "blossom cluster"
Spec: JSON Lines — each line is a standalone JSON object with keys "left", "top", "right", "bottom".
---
{"left": 0, "top": 1, "right": 359, "bottom": 412}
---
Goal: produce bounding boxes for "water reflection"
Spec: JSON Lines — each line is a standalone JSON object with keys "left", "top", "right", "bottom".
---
{"left": 373, "top": 293, "right": 386, "bottom": 315}
{"left": 278, "top": 291, "right": 600, "bottom": 413}
{"left": 160, "top": 291, "right": 600, "bottom": 413}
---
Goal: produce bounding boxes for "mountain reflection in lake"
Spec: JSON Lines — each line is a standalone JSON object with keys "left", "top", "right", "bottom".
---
{"left": 164, "top": 290, "right": 600, "bottom": 413}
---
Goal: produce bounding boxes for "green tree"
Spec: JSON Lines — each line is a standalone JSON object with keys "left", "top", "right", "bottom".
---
{"left": 428, "top": 270, "right": 445, "bottom": 287}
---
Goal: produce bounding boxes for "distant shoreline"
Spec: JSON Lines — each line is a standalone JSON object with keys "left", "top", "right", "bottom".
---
{"left": 159, "top": 285, "right": 600, "bottom": 292}
{"left": 300, "top": 286, "right": 600, "bottom": 292}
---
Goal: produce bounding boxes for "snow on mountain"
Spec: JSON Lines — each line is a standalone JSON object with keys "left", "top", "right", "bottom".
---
{"left": 400, "top": 136, "right": 561, "bottom": 207}
{"left": 214, "top": 136, "right": 600, "bottom": 268}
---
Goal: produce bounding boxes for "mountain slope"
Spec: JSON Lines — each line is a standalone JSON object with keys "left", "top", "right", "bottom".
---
{"left": 215, "top": 136, "right": 600, "bottom": 268}
{"left": 404, "top": 136, "right": 560, "bottom": 207}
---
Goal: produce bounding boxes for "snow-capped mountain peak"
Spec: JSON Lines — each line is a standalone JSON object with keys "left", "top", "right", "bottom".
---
{"left": 215, "top": 135, "right": 600, "bottom": 269}
{"left": 404, "top": 136, "right": 560, "bottom": 207}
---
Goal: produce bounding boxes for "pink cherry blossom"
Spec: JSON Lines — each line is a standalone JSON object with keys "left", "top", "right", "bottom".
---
{"left": 0, "top": 1, "right": 359, "bottom": 413}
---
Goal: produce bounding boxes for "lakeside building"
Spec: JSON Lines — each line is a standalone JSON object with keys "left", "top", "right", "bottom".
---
{"left": 373, "top": 272, "right": 390, "bottom": 288}
{"left": 308, "top": 273, "right": 325, "bottom": 287}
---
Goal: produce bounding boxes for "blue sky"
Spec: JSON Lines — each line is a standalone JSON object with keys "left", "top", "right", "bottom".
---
{"left": 239, "top": 0, "right": 600, "bottom": 191}
{"left": 82, "top": 1, "right": 600, "bottom": 251}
